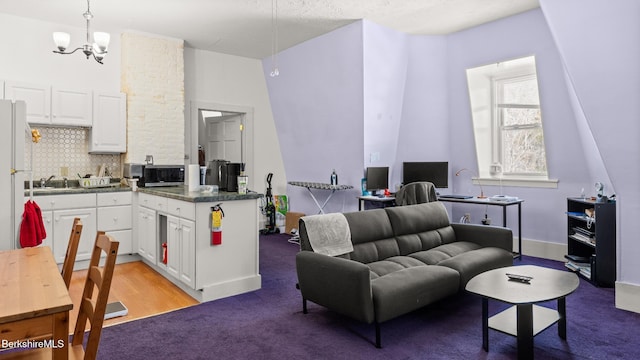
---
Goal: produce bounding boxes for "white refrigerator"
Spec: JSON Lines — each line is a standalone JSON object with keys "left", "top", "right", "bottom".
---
{"left": 0, "top": 100, "right": 26, "bottom": 250}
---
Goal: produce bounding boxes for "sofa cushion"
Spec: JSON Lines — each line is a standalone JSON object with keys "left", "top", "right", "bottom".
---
{"left": 367, "top": 256, "right": 427, "bottom": 279}
{"left": 408, "top": 241, "right": 483, "bottom": 265}
{"left": 437, "top": 247, "right": 514, "bottom": 289}
{"left": 371, "top": 265, "right": 460, "bottom": 323}
{"left": 385, "top": 202, "right": 451, "bottom": 236}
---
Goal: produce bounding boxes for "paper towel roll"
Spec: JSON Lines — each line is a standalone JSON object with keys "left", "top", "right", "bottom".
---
{"left": 188, "top": 164, "right": 200, "bottom": 191}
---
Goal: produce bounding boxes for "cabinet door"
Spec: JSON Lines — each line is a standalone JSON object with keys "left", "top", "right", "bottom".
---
{"left": 166, "top": 215, "right": 181, "bottom": 279}
{"left": 5, "top": 81, "right": 51, "bottom": 124}
{"left": 107, "top": 229, "right": 132, "bottom": 255}
{"left": 137, "top": 207, "right": 157, "bottom": 263}
{"left": 51, "top": 87, "right": 92, "bottom": 126}
{"left": 179, "top": 218, "right": 196, "bottom": 288}
{"left": 89, "top": 92, "right": 126, "bottom": 153}
{"left": 53, "top": 208, "right": 97, "bottom": 263}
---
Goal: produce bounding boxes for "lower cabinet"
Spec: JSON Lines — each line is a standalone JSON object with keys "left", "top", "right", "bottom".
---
{"left": 52, "top": 207, "right": 97, "bottom": 263}
{"left": 166, "top": 215, "right": 195, "bottom": 288}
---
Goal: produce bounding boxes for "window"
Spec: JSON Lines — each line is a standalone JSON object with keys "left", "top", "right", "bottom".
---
{"left": 466, "top": 56, "right": 554, "bottom": 187}
{"left": 494, "top": 74, "right": 546, "bottom": 176}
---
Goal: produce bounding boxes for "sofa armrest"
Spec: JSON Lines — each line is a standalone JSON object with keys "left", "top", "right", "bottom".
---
{"left": 451, "top": 223, "right": 513, "bottom": 252}
{"left": 296, "top": 251, "right": 374, "bottom": 324}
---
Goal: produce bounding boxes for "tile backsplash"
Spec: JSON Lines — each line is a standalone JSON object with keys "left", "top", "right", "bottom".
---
{"left": 25, "top": 127, "right": 122, "bottom": 180}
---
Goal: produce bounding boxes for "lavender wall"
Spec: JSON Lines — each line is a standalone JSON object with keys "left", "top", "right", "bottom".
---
{"left": 264, "top": 9, "right": 609, "bottom": 257}
{"left": 263, "top": 22, "right": 364, "bottom": 215}
{"left": 444, "top": 9, "right": 592, "bottom": 244}
{"left": 540, "top": 0, "right": 640, "bottom": 285}
{"left": 394, "top": 36, "right": 451, "bottom": 189}
{"left": 362, "top": 21, "right": 408, "bottom": 187}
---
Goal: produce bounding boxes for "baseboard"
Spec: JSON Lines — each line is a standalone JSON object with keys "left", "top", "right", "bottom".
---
{"left": 516, "top": 237, "right": 567, "bottom": 262}
{"left": 615, "top": 282, "right": 640, "bottom": 314}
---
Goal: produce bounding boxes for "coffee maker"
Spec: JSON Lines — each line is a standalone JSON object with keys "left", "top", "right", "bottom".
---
{"left": 220, "top": 163, "right": 242, "bottom": 191}
{"left": 206, "top": 160, "right": 229, "bottom": 187}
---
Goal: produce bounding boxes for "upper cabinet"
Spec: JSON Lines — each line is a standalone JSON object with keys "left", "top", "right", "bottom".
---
{"left": 51, "top": 87, "right": 92, "bottom": 127}
{"left": 4, "top": 81, "right": 51, "bottom": 124}
{"left": 89, "top": 92, "right": 127, "bottom": 153}
{"left": 4, "top": 81, "right": 92, "bottom": 127}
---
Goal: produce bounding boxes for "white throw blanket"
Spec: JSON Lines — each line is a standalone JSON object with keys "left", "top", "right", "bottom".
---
{"left": 302, "top": 213, "right": 353, "bottom": 256}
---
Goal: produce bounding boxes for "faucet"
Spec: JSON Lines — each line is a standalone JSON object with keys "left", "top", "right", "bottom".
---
{"left": 63, "top": 177, "right": 68, "bottom": 188}
{"left": 40, "top": 175, "right": 55, "bottom": 188}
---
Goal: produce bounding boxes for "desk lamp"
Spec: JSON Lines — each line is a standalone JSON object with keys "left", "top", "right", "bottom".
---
{"left": 455, "top": 168, "right": 486, "bottom": 198}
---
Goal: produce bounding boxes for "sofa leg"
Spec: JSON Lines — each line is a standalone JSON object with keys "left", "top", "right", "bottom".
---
{"left": 302, "top": 298, "right": 308, "bottom": 314}
{"left": 375, "top": 322, "right": 381, "bottom": 348}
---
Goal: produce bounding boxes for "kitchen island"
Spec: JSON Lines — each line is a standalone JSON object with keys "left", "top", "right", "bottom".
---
{"left": 136, "top": 186, "right": 263, "bottom": 302}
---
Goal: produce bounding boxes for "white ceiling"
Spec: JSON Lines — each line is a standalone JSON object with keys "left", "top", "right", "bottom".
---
{"left": 0, "top": 0, "right": 540, "bottom": 59}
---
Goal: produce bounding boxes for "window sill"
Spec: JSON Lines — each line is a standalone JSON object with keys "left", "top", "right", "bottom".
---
{"left": 473, "top": 177, "right": 558, "bottom": 189}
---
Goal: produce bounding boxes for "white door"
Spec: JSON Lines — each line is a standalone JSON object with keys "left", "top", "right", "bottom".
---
{"left": 205, "top": 114, "right": 242, "bottom": 163}
{"left": 179, "top": 218, "right": 195, "bottom": 288}
{"left": 166, "top": 215, "right": 180, "bottom": 279}
{"left": 90, "top": 92, "right": 126, "bottom": 153}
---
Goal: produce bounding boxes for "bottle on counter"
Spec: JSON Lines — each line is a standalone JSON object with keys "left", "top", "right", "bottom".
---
{"left": 330, "top": 169, "right": 338, "bottom": 186}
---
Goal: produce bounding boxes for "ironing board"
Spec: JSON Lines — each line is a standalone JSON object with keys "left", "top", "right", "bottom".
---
{"left": 288, "top": 181, "right": 354, "bottom": 214}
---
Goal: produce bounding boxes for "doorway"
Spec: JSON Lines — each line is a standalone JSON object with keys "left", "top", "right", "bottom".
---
{"left": 188, "top": 101, "right": 254, "bottom": 182}
{"left": 202, "top": 111, "right": 243, "bottom": 163}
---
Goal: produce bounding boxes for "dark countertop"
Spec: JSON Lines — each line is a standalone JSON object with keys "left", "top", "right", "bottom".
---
{"left": 137, "top": 186, "right": 263, "bottom": 203}
{"left": 27, "top": 185, "right": 132, "bottom": 196}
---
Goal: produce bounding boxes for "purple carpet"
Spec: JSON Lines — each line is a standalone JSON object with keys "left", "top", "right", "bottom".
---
{"left": 97, "top": 234, "right": 640, "bottom": 359}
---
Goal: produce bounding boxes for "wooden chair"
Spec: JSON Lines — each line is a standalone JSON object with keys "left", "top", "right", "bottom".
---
{"left": 0, "top": 232, "right": 119, "bottom": 360}
{"left": 61, "top": 217, "right": 83, "bottom": 289}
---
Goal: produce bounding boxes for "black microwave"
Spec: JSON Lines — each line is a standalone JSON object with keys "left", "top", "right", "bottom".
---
{"left": 142, "top": 165, "right": 185, "bottom": 187}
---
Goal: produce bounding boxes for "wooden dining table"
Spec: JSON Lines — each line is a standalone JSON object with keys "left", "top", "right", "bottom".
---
{"left": 0, "top": 246, "right": 72, "bottom": 359}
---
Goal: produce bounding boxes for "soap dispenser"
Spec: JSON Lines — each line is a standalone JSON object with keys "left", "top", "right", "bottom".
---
{"left": 330, "top": 169, "right": 338, "bottom": 186}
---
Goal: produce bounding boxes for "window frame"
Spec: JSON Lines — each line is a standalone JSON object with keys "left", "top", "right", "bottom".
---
{"left": 492, "top": 72, "right": 547, "bottom": 177}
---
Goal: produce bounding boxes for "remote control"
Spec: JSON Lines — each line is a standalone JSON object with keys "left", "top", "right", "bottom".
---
{"left": 506, "top": 273, "right": 533, "bottom": 283}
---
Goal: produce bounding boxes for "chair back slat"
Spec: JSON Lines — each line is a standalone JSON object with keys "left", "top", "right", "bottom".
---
{"left": 61, "top": 218, "right": 83, "bottom": 289}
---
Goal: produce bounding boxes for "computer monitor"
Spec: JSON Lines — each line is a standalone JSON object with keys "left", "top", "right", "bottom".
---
{"left": 365, "top": 167, "right": 389, "bottom": 194}
{"left": 402, "top": 162, "right": 448, "bottom": 188}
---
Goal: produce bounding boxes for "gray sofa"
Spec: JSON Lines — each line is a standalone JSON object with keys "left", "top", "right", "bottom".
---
{"left": 295, "top": 201, "right": 514, "bottom": 347}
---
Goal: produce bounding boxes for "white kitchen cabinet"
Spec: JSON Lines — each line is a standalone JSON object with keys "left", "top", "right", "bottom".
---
{"left": 166, "top": 215, "right": 195, "bottom": 288}
{"left": 89, "top": 92, "right": 126, "bottom": 153}
{"left": 5, "top": 82, "right": 93, "bottom": 126}
{"left": 52, "top": 207, "right": 97, "bottom": 263}
{"left": 97, "top": 192, "right": 133, "bottom": 254}
{"left": 36, "top": 193, "right": 97, "bottom": 263}
{"left": 51, "top": 87, "right": 92, "bottom": 127}
{"left": 137, "top": 206, "right": 157, "bottom": 263}
{"left": 4, "top": 81, "right": 51, "bottom": 124}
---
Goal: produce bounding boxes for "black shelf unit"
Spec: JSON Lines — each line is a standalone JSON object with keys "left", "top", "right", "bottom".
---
{"left": 565, "top": 197, "right": 616, "bottom": 287}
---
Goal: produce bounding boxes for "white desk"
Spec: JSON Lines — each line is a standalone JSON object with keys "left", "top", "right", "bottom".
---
{"left": 288, "top": 181, "right": 354, "bottom": 214}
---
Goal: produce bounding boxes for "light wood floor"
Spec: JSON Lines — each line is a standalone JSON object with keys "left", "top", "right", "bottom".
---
{"left": 68, "top": 261, "right": 199, "bottom": 331}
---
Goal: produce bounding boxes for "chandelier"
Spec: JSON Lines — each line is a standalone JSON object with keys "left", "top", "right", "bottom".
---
{"left": 52, "top": 0, "right": 110, "bottom": 64}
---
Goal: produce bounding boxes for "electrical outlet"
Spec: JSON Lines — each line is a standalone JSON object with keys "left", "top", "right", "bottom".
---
{"left": 60, "top": 166, "right": 69, "bottom": 177}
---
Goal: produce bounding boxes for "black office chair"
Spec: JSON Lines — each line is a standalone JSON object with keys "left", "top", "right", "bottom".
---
{"left": 395, "top": 181, "right": 438, "bottom": 205}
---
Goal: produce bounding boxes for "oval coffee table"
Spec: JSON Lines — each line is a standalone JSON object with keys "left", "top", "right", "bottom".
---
{"left": 465, "top": 265, "right": 579, "bottom": 360}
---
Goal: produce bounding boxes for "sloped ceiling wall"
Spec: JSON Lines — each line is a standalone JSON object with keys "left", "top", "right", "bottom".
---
{"left": 540, "top": 0, "right": 640, "bottom": 286}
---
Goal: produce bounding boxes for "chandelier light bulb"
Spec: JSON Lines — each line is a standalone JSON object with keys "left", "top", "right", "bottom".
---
{"left": 93, "top": 32, "right": 110, "bottom": 52}
{"left": 53, "top": 32, "right": 71, "bottom": 51}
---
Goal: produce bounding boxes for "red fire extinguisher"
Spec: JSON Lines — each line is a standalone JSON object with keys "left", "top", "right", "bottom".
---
{"left": 211, "top": 204, "right": 224, "bottom": 245}
{"left": 162, "top": 243, "right": 167, "bottom": 264}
